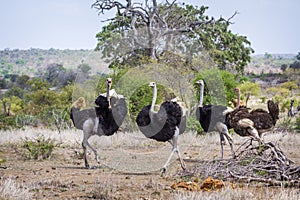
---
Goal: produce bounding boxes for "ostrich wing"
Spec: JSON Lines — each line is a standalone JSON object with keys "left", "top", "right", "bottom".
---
{"left": 249, "top": 113, "right": 274, "bottom": 131}
{"left": 111, "top": 97, "right": 128, "bottom": 127}
{"left": 225, "top": 106, "right": 250, "bottom": 129}
{"left": 197, "top": 105, "right": 229, "bottom": 132}
{"left": 70, "top": 108, "right": 96, "bottom": 130}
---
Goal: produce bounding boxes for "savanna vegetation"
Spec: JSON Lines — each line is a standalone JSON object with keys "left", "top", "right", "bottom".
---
{"left": 1, "top": 0, "right": 300, "bottom": 133}
{"left": 1, "top": 1, "right": 300, "bottom": 199}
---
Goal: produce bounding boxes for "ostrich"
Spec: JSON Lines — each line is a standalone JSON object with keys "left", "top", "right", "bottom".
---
{"left": 195, "top": 80, "right": 235, "bottom": 159}
{"left": 226, "top": 96, "right": 279, "bottom": 142}
{"left": 70, "top": 78, "right": 127, "bottom": 168}
{"left": 232, "top": 88, "right": 245, "bottom": 108}
{"left": 288, "top": 100, "right": 295, "bottom": 117}
{"left": 136, "top": 82, "right": 186, "bottom": 173}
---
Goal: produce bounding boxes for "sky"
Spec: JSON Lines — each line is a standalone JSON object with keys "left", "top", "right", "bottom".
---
{"left": 0, "top": 0, "right": 299, "bottom": 55}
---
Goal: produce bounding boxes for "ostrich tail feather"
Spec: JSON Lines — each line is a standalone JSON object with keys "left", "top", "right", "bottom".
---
{"left": 238, "top": 118, "right": 254, "bottom": 128}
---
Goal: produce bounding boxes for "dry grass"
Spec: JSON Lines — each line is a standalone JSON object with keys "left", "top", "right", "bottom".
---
{"left": 1, "top": 127, "right": 300, "bottom": 199}
{"left": 0, "top": 178, "right": 32, "bottom": 200}
{"left": 172, "top": 186, "right": 300, "bottom": 200}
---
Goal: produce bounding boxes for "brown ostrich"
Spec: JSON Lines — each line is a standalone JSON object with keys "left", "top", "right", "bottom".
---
{"left": 226, "top": 99, "right": 279, "bottom": 141}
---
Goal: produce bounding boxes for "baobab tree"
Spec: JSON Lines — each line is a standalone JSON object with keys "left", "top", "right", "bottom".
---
{"left": 92, "top": 0, "right": 253, "bottom": 73}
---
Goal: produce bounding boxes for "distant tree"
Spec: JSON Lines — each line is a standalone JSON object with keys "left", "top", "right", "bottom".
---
{"left": 266, "top": 87, "right": 290, "bottom": 98}
{"left": 280, "top": 64, "right": 288, "bottom": 72}
{"left": 280, "top": 81, "right": 298, "bottom": 96}
{"left": 16, "top": 75, "right": 30, "bottom": 89}
{"left": 0, "top": 79, "right": 7, "bottom": 89}
{"left": 44, "top": 63, "right": 66, "bottom": 85}
{"left": 4, "top": 86, "right": 25, "bottom": 99}
{"left": 78, "top": 64, "right": 91, "bottom": 74}
{"left": 238, "top": 81, "right": 261, "bottom": 106}
{"left": 92, "top": 0, "right": 253, "bottom": 73}
{"left": 55, "top": 69, "right": 77, "bottom": 87}
{"left": 296, "top": 52, "right": 300, "bottom": 61}
{"left": 264, "top": 52, "right": 272, "bottom": 59}
{"left": 26, "top": 78, "right": 50, "bottom": 91}
{"left": 290, "top": 61, "right": 300, "bottom": 71}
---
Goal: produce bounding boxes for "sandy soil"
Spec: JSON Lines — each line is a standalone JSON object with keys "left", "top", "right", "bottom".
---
{"left": 0, "top": 128, "right": 300, "bottom": 199}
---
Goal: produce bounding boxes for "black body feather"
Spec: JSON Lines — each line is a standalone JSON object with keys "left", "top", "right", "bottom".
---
{"left": 196, "top": 105, "right": 228, "bottom": 132}
{"left": 136, "top": 101, "right": 184, "bottom": 142}
{"left": 94, "top": 95, "right": 127, "bottom": 136}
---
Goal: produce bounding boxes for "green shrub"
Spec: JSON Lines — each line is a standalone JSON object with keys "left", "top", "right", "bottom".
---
{"left": 0, "top": 114, "right": 21, "bottom": 130}
{"left": 186, "top": 116, "right": 203, "bottom": 134}
{"left": 295, "top": 117, "right": 300, "bottom": 132}
{"left": 22, "top": 136, "right": 57, "bottom": 160}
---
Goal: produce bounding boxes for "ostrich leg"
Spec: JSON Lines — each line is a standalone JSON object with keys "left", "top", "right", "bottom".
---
{"left": 82, "top": 128, "right": 99, "bottom": 168}
{"left": 216, "top": 122, "right": 235, "bottom": 159}
{"left": 82, "top": 132, "right": 90, "bottom": 168}
{"left": 161, "top": 127, "right": 186, "bottom": 173}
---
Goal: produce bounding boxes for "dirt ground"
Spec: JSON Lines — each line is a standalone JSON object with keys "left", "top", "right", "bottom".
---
{"left": 0, "top": 128, "right": 300, "bottom": 200}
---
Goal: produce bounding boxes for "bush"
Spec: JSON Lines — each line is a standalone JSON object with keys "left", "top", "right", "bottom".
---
{"left": 186, "top": 116, "right": 203, "bottom": 134}
{"left": 22, "top": 136, "right": 58, "bottom": 160}
{"left": 0, "top": 114, "right": 21, "bottom": 130}
{"left": 295, "top": 117, "right": 300, "bottom": 132}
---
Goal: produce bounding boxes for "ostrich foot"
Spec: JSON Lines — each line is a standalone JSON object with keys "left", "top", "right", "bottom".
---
{"left": 232, "top": 153, "right": 237, "bottom": 159}
{"left": 181, "top": 162, "right": 186, "bottom": 171}
{"left": 161, "top": 167, "right": 167, "bottom": 174}
{"left": 93, "top": 127, "right": 98, "bottom": 134}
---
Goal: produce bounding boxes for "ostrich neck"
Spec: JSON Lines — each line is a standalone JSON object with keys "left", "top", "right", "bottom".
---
{"left": 106, "top": 83, "right": 111, "bottom": 108}
{"left": 199, "top": 84, "right": 204, "bottom": 107}
{"left": 150, "top": 85, "right": 157, "bottom": 117}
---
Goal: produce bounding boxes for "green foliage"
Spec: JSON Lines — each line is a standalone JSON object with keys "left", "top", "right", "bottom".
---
{"left": 22, "top": 136, "right": 57, "bottom": 160}
{"left": 266, "top": 87, "right": 290, "bottom": 98}
{"left": 194, "top": 69, "right": 238, "bottom": 105}
{"left": 78, "top": 63, "right": 92, "bottom": 74}
{"left": 129, "top": 83, "right": 174, "bottom": 120}
{"left": 15, "top": 115, "right": 39, "bottom": 127}
{"left": 238, "top": 81, "right": 261, "bottom": 106}
{"left": 279, "top": 81, "right": 298, "bottom": 96}
{"left": 186, "top": 116, "right": 203, "bottom": 134}
{"left": 0, "top": 114, "right": 21, "bottom": 130}
{"left": 295, "top": 117, "right": 300, "bottom": 132}
{"left": 93, "top": 1, "right": 253, "bottom": 73}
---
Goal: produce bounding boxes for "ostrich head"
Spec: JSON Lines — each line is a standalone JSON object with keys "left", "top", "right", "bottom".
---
{"left": 149, "top": 82, "right": 156, "bottom": 88}
{"left": 196, "top": 80, "right": 204, "bottom": 86}
{"left": 290, "top": 99, "right": 294, "bottom": 106}
{"left": 106, "top": 78, "right": 112, "bottom": 88}
{"left": 234, "top": 88, "right": 240, "bottom": 93}
{"left": 106, "top": 78, "right": 112, "bottom": 108}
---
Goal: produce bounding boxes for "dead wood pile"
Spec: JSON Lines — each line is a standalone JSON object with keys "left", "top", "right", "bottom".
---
{"left": 179, "top": 139, "right": 300, "bottom": 187}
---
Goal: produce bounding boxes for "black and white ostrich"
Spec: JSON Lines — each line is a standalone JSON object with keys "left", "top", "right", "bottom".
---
{"left": 136, "top": 82, "right": 186, "bottom": 173}
{"left": 195, "top": 80, "right": 235, "bottom": 159}
{"left": 288, "top": 99, "right": 295, "bottom": 117}
{"left": 226, "top": 90, "right": 279, "bottom": 142}
{"left": 70, "top": 78, "right": 127, "bottom": 168}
